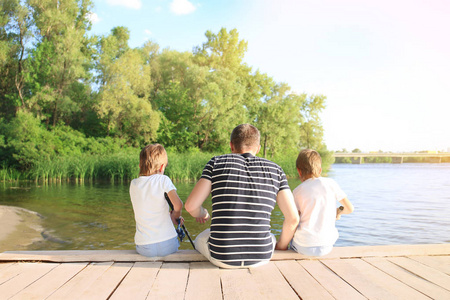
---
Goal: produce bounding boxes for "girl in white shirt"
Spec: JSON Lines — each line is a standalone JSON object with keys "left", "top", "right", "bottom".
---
{"left": 130, "top": 144, "right": 184, "bottom": 257}
{"left": 291, "top": 149, "right": 354, "bottom": 256}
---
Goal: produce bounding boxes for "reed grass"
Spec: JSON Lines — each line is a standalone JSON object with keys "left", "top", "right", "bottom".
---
{"left": 0, "top": 164, "right": 22, "bottom": 182}
{"left": 165, "top": 152, "right": 215, "bottom": 182}
{"left": 12, "top": 149, "right": 334, "bottom": 183}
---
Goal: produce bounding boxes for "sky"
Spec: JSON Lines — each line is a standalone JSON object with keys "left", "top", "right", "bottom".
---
{"left": 89, "top": 0, "right": 450, "bottom": 153}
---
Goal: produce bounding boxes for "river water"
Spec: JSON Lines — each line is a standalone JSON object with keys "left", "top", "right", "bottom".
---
{"left": 1, "top": 163, "right": 449, "bottom": 250}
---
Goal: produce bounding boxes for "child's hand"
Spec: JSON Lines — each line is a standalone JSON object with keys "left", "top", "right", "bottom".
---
{"left": 275, "top": 242, "right": 288, "bottom": 250}
{"left": 336, "top": 206, "right": 344, "bottom": 220}
{"left": 170, "top": 210, "right": 182, "bottom": 226}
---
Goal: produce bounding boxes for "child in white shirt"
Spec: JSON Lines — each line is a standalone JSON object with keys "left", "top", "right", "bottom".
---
{"left": 130, "top": 144, "right": 184, "bottom": 257}
{"left": 291, "top": 149, "right": 354, "bottom": 256}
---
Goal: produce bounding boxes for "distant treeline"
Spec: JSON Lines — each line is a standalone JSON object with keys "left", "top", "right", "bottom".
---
{"left": 334, "top": 157, "right": 450, "bottom": 163}
{"left": 1, "top": 1, "right": 330, "bottom": 179}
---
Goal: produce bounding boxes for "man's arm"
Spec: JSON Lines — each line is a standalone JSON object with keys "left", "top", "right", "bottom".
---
{"left": 275, "top": 189, "right": 300, "bottom": 250}
{"left": 185, "top": 178, "right": 211, "bottom": 223}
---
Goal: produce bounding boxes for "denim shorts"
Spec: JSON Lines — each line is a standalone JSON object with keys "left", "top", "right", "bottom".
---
{"left": 290, "top": 241, "right": 333, "bottom": 256}
{"left": 136, "top": 236, "right": 179, "bottom": 257}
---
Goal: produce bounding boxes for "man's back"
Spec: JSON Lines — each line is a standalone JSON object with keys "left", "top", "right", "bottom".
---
{"left": 201, "top": 153, "right": 289, "bottom": 266}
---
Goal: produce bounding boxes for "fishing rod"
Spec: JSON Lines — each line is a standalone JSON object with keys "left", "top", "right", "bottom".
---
{"left": 164, "top": 192, "right": 196, "bottom": 250}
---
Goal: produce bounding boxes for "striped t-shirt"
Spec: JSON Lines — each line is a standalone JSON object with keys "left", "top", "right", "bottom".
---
{"left": 201, "top": 153, "right": 290, "bottom": 266}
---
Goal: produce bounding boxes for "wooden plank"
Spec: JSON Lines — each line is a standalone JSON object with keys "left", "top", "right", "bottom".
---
{"left": 0, "top": 249, "right": 206, "bottom": 262}
{"left": 10, "top": 263, "right": 88, "bottom": 300}
{"left": 325, "top": 244, "right": 450, "bottom": 259}
{"left": 1, "top": 244, "right": 449, "bottom": 262}
{"left": 299, "top": 260, "right": 365, "bottom": 300}
{"left": 247, "top": 262, "right": 298, "bottom": 299}
{"left": 364, "top": 257, "right": 450, "bottom": 300}
{"left": 185, "top": 262, "right": 222, "bottom": 300}
{"left": 388, "top": 257, "right": 450, "bottom": 291}
{"left": 0, "top": 262, "right": 58, "bottom": 299}
{"left": 220, "top": 267, "right": 260, "bottom": 299}
{"left": 46, "top": 262, "right": 113, "bottom": 299}
{"left": 220, "top": 262, "right": 298, "bottom": 300}
{"left": 408, "top": 256, "right": 450, "bottom": 275}
{"left": 0, "top": 262, "right": 20, "bottom": 285}
{"left": 146, "top": 263, "right": 189, "bottom": 300}
{"left": 78, "top": 262, "right": 133, "bottom": 299}
{"left": 323, "top": 258, "right": 430, "bottom": 300}
{"left": 275, "top": 260, "right": 334, "bottom": 300}
{"left": 109, "top": 262, "right": 162, "bottom": 300}
{"left": 0, "top": 262, "right": 14, "bottom": 272}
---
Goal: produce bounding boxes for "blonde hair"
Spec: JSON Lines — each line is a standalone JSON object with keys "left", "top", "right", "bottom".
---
{"left": 139, "top": 144, "right": 168, "bottom": 176}
{"left": 230, "top": 124, "right": 260, "bottom": 152}
{"left": 296, "top": 149, "right": 322, "bottom": 178}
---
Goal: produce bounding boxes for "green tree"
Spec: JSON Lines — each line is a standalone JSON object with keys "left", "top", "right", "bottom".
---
{"left": 255, "top": 83, "right": 305, "bottom": 157}
{"left": 154, "top": 29, "right": 251, "bottom": 151}
{"left": 193, "top": 28, "right": 248, "bottom": 73}
{"left": 1, "top": 110, "right": 55, "bottom": 167}
{"left": 298, "top": 95, "right": 326, "bottom": 149}
{"left": 95, "top": 30, "right": 160, "bottom": 145}
{"left": 25, "top": 0, "right": 93, "bottom": 126}
{"left": 191, "top": 28, "right": 251, "bottom": 150}
{"left": 94, "top": 26, "right": 130, "bottom": 85}
{"left": 0, "top": 0, "right": 33, "bottom": 117}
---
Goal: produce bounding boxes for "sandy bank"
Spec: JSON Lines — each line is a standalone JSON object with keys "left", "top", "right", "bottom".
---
{"left": 0, "top": 205, "right": 44, "bottom": 252}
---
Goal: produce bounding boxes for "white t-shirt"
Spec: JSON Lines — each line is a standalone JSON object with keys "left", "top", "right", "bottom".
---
{"left": 292, "top": 177, "right": 347, "bottom": 247}
{"left": 130, "top": 174, "right": 177, "bottom": 245}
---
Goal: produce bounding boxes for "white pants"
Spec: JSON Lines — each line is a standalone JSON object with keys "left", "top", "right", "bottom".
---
{"left": 194, "top": 228, "right": 276, "bottom": 269}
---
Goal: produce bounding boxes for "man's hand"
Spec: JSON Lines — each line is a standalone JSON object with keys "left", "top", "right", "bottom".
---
{"left": 195, "top": 207, "right": 210, "bottom": 224}
{"left": 186, "top": 178, "right": 212, "bottom": 222}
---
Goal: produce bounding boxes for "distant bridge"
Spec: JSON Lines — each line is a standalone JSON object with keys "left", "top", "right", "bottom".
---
{"left": 333, "top": 153, "right": 450, "bottom": 164}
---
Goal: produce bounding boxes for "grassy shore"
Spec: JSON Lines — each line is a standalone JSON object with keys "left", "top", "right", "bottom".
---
{"left": 0, "top": 152, "right": 214, "bottom": 182}
{"left": 0, "top": 150, "right": 334, "bottom": 183}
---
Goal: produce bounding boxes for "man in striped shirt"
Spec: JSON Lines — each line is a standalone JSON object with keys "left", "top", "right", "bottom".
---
{"left": 186, "top": 124, "right": 299, "bottom": 268}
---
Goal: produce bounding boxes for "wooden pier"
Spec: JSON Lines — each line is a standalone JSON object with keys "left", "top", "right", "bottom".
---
{"left": 0, "top": 244, "right": 449, "bottom": 299}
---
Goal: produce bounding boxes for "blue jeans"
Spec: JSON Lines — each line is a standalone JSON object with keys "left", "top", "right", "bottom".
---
{"left": 136, "top": 236, "right": 179, "bottom": 257}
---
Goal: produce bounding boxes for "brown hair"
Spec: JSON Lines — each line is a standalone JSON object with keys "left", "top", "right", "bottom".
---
{"left": 230, "top": 124, "right": 260, "bottom": 152}
{"left": 139, "top": 144, "right": 168, "bottom": 176}
{"left": 296, "top": 149, "right": 322, "bottom": 178}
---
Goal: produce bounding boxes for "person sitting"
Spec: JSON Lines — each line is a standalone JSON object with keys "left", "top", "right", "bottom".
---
{"left": 290, "top": 149, "right": 354, "bottom": 256}
{"left": 185, "top": 124, "right": 299, "bottom": 268}
{"left": 130, "top": 144, "right": 184, "bottom": 257}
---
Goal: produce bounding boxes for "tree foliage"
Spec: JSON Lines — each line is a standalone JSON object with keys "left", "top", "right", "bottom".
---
{"left": 0, "top": 3, "right": 329, "bottom": 170}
